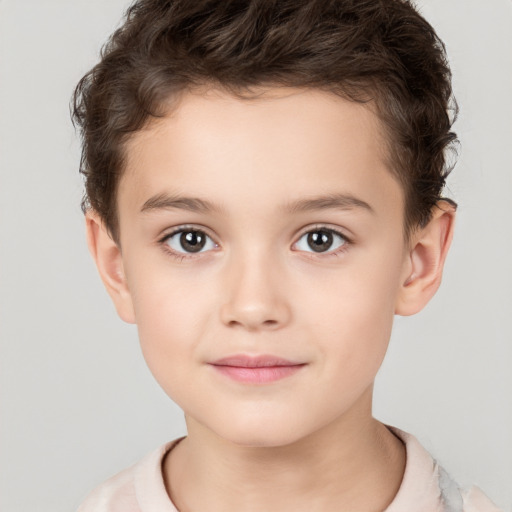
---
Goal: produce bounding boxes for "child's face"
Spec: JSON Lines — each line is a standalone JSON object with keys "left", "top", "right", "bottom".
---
{"left": 111, "top": 87, "right": 412, "bottom": 446}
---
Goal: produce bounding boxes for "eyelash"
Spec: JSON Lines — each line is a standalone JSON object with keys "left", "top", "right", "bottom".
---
{"left": 295, "top": 225, "right": 351, "bottom": 260}
{"left": 157, "top": 224, "right": 352, "bottom": 262}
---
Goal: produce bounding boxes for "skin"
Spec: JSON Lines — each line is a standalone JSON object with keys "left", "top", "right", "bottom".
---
{"left": 87, "top": 86, "right": 455, "bottom": 511}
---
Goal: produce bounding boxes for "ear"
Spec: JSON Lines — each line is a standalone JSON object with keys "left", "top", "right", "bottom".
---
{"left": 85, "top": 211, "right": 136, "bottom": 324}
{"left": 395, "top": 201, "right": 456, "bottom": 316}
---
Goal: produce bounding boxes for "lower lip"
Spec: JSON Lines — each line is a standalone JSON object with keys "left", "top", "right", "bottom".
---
{"left": 210, "top": 364, "right": 306, "bottom": 383}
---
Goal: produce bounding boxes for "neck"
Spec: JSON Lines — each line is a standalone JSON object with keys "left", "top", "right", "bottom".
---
{"left": 163, "top": 389, "right": 406, "bottom": 512}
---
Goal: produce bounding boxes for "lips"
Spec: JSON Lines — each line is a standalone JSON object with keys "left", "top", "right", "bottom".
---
{"left": 210, "top": 354, "right": 304, "bottom": 368}
{"left": 208, "top": 354, "right": 307, "bottom": 384}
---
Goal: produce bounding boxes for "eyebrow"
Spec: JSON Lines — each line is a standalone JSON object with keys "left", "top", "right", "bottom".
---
{"left": 141, "top": 193, "right": 225, "bottom": 214}
{"left": 140, "top": 192, "right": 373, "bottom": 215}
{"left": 283, "top": 193, "right": 374, "bottom": 215}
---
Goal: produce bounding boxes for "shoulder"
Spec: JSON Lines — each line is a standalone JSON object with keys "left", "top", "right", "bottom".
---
{"left": 438, "top": 465, "right": 503, "bottom": 512}
{"left": 77, "top": 462, "right": 139, "bottom": 512}
{"left": 462, "top": 486, "right": 504, "bottom": 512}
{"left": 385, "top": 426, "right": 503, "bottom": 512}
{"left": 77, "top": 439, "right": 184, "bottom": 512}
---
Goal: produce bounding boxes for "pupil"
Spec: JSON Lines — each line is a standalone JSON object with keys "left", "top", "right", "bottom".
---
{"left": 308, "top": 231, "right": 332, "bottom": 252}
{"left": 180, "top": 231, "right": 205, "bottom": 252}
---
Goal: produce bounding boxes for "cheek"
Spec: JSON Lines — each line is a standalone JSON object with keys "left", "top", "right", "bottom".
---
{"left": 307, "top": 297, "right": 393, "bottom": 410}
{"left": 127, "top": 267, "right": 214, "bottom": 377}
{"left": 302, "top": 252, "right": 402, "bottom": 374}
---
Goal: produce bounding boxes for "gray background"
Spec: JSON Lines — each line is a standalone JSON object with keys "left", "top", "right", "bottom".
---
{"left": 0, "top": 0, "right": 511, "bottom": 510}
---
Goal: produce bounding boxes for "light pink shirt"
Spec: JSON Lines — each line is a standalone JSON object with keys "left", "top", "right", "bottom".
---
{"left": 77, "top": 427, "right": 502, "bottom": 512}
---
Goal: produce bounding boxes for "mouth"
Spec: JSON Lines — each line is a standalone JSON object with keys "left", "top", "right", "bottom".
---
{"left": 210, "top": 354, "right": 304, "bottom": 367}
{"left": 208, "top": 354, "right": 307, "bottom": 384}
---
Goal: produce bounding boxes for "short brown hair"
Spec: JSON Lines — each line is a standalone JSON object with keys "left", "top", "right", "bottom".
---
{"left": 72, "top": 0, "right": 458, "bottom": 243}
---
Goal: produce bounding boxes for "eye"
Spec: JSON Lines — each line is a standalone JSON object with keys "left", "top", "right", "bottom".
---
{"left": 295, "top": 228, "right": 348, "bottom": 254}
{"left": 163, "top": 228, "right": 217, "bottom": 254}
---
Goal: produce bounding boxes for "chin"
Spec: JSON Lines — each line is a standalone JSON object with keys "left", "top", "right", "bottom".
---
{"left": 224, "top": 431, "right": 304, "bottom": 449}
{"left": 211, "top": 415, "right": 314, "bottom": 449}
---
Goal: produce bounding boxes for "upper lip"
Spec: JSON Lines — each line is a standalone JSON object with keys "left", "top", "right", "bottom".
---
{"left": 210, "top": 354, "right": 305, "bottom": 368}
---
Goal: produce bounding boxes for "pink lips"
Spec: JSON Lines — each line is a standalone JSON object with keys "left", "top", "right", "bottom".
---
{"left": 209, "top": 354, "right": 306, "bottom": 384}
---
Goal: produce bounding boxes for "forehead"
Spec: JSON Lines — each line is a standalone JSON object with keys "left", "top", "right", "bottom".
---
{"left": 119, "top": 86, "right": 402, "bottom": 225}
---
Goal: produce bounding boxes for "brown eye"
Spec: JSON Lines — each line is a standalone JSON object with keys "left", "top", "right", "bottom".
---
{"left": 180, "top": 231, "right": 206, "bottom": 252}
{"left": 307, "top": 231, "right": 333, "bottom": 252}
{"left": 165, "top": 229, "right": 216, "bottom": 254}
{"left": 295, "top": 228, "right": 347, "bottom": 254}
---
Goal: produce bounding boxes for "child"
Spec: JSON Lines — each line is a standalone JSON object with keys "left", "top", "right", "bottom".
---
{"left": 72, "top": 0, "right": 501, "bottom": 510}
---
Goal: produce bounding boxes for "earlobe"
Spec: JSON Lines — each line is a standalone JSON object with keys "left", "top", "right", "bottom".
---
{"left": 395, "top": 201, "right": 456, "bottom": 316}
{"left": 85, "top": 212, "right": 136, "bottom": 324}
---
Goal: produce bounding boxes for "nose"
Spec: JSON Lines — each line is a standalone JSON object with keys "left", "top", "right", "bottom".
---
{"left": 219, "top": 251, "right": 292, "bottom": 331}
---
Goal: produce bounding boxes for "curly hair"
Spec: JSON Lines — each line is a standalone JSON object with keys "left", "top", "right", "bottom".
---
{"left": 72, "top": 0, "right": 458, "bottom": 243}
